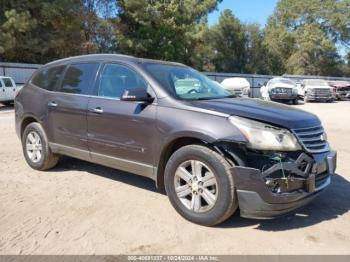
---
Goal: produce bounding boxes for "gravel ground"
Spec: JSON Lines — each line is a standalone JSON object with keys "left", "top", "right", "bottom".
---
{"left": 0, "top": 101, "right": 350, "bottom": 255}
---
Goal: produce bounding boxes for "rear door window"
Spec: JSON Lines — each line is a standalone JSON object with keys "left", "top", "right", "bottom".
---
{"left": 58, "top": 63, "right": 99, "bottom": 95}
{"left": 32, "top": 65, "right": 66, "bottom": 91}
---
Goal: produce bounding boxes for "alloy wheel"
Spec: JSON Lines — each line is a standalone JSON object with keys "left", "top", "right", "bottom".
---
{"left": 174, "top": 160, "right": 218, "bottom": 213}
{"left": 26, "top": 131, "right": 43, "bottom": 163}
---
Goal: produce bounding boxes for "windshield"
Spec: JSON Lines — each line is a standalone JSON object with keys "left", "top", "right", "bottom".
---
{"left": 273, "top": 78, "right": 295, "bottom": 86}
{"left": 143, "top": 63, "right": 232, "bottom": 100}
{"left": 305, "top": 79, "right": 328, "bottom": 86}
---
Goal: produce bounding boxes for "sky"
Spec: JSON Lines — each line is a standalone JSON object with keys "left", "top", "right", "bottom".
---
{"left": 208, "top": 0, "right": 278, "bottom": 26}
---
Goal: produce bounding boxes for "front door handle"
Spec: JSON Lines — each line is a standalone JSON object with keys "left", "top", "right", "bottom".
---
{"left": 48, "top": 101, "right": 58, "bottom": 107}
{"left": 89, "top": 107, "right": 103, "bottom": 114}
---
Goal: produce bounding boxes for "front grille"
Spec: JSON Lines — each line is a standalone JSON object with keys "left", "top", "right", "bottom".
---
{"left": 233, "top": 90, "right": 243, "bottom": 96}
{"left": 310, "top": 88, "right": 332, "bottom": 97}
{"left": 292, "top": 126, "right": 329, "bottom": 153}
{"left": 275, "top": 87, "right": 292, "bottom": 94}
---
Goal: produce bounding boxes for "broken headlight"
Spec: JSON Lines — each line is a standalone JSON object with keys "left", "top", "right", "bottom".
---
{"left": 229, "top": 116, "right": 302, "bottom": 151}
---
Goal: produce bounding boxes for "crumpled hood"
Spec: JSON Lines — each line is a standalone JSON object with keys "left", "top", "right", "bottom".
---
{"left": 188, "top": 98, "right": 321, "bottom": 129}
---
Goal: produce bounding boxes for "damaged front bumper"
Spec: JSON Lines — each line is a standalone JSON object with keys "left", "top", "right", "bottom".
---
{"left": 231, "top": 150, "right": 337, "bottom": 219}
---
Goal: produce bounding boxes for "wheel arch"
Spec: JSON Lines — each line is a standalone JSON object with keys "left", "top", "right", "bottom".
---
{"left": 20, "top": 115, "right": 41, "bottom": 139}
{"left": 155, "top": 135, "right": 245, "bottom": 190}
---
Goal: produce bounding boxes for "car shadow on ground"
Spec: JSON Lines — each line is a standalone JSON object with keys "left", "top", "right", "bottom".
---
{"left": 50, "top": 158, "right": 349, "bottom": 231}
{"left": 50, "top": 157, "right": 162, "bottom": 194}
{"left": 219, "top": 173, "right": 350, "bottom": 231}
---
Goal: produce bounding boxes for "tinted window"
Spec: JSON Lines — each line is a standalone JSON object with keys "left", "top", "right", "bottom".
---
{"left": 59, "top": 63, "right": 99, "bottom": 94}
{"left": 0, "top": 80, "right": 2, "bottom": 87}
{"left": 3, "top": 78, "right": 13, "bottom": 87}
{"left": 32, "top": 66, "right": 66, "bottom": 91}
{"left": 98, "top": 64, "right": 148, "bottom": 99}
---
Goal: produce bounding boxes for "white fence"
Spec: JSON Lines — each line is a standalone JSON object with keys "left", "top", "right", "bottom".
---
{"left": 0, "top": 62, "right": 41, "bottom": 85}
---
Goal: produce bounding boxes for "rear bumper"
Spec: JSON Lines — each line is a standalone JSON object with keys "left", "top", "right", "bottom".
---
{"left": 231, "top": 151, "right": 337, "bottom": 219}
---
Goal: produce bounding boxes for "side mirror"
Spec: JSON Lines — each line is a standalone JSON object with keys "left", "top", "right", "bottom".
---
{"left": 121, "top": 88, "right": 154, "bottom": 103}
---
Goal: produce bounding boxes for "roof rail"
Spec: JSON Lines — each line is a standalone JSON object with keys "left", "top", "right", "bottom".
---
{"left": 45, "top": 53, "right": 135, "bottom": 65}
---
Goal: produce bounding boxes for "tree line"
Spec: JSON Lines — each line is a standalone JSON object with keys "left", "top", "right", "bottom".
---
{"left": 0, "top": 0, "right": 349, "bottom": 76}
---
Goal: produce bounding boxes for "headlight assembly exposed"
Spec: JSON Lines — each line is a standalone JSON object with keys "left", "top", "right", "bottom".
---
{"left": 229, "top": 116, "right": 302, "bottom": 151}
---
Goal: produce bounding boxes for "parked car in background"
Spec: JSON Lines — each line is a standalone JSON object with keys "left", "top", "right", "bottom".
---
{"left": 221, "top": 77, "right": 250, "bottom": 97}
{"left": 260, "top": 77, "right": 299, "bottom": 104}
{"left": 0, "top": 76, "right": 19, "bottom": 106}
{"left": 328, "top": 81, "right": 350, "bottom": 100}
{"left": 301, "top": 79, "right": 334, "bottom": 103}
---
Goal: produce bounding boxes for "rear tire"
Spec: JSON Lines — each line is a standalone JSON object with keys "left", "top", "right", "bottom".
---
{"left": 164, "top": 145, "right": 238, "bottom": 226}
{"left": 22, "top": 122, "right": 60, "bottom": 171}
{"left": 292, "top": 99, "right": 298, "bottom": 105}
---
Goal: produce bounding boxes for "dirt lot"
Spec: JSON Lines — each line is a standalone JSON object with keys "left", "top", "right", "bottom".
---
{"left": 0, "top": 101, "right": 350, "bottom": 255}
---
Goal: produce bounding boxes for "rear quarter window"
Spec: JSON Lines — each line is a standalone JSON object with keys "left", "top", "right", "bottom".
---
{"left": 31, "top": 65, "right": 66, "bottom": 91}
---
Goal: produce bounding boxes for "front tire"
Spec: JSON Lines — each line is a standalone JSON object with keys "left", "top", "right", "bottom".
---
{"left": 164, "top": 145, "right": 238, "bottom": 226}
{"left": 22, "top": 122, "right": 60, "bottom": 171}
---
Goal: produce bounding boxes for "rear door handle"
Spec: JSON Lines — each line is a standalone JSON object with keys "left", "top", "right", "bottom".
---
{"left": 89, "top": 107, "right": 103, "bottom": 114}
{"left": 48, "top": 101, "right": 58, "bottom": 107}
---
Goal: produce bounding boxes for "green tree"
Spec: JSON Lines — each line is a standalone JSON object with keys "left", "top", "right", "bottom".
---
{"left": 0, "top": 0, "right": 85, "bottom": 63}
{"left": 115, "top": 0, "right": 222, "bottom": 66}
{"left": 286, "top": 23, "right": 343, "bottom": 75}
{"left": 264, "top": 0, "right": 350, "bottom": 75}
{"left": 244, "top": 23, "right": 270, "bottom": 74}
{"left": 0, "top": 0, "right": 118, "bottom": 63}
{"left": 263, "top": 17, "right": 295, "bottom": 75}
{"left": 207, "top": 9, "right": 247, "bottom": 73}
{"left": 0, "top": 10, "right": 36, "bottom": 55}
{"left": 80, "top": 0, "right": 117, "bottom": 53}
